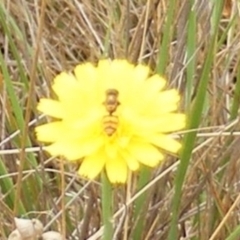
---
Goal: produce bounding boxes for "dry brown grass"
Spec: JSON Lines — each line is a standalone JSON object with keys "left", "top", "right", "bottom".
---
{"left": 1, "top": 0, "right": 240, "bottom": 239}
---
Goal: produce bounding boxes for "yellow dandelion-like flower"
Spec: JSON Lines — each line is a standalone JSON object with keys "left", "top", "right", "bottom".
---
{"left": 35, "top": 59, "right": 186, "bottom": 183}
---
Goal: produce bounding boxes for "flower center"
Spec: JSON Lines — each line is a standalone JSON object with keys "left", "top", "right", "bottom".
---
{"left": 102, "top": 89, "right": 120, "bottom": 136}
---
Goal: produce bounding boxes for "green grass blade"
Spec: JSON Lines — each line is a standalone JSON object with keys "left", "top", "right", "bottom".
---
{"left": 101, "top": 172, "right": 113, "bottom": 240}
{"left": 0, "top": 4, "right": 43, "bottom": 214}
{"left": 0, "top": 158, "right": 25, "bottom": 213}
{"left": 0, "top": 3, "right": 30, "bottom": 89}
{"left": 225, "top": 224, "right": 240, "bottom": 240}
{"left": 157, "top": 0, "right": 178, "bottom": 75}
{"left": 131, "top": 166, "right": 151, "bottom": 240}
{"left": 186, "top": 0, "right": 197, "bottom": 106}
{"left": 167, "top": 1, "right": 224, "bottom": 239}
{"left": 230, "top": 60, "right": 240, "bottom": 120}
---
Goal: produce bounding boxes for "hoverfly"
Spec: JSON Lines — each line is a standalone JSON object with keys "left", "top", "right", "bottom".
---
{"left": 102, "top": 89, "right": 120, "bottom": 136}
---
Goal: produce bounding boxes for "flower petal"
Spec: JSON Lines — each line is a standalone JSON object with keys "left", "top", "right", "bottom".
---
{"left": 74, "top": 62, "right": 97, "bottom": 84}
{"left": 136, "top": 75, "right": 167, "bottom": 110}
{"left": 52, "top": 72, "right": 79, "bottom": 99}
{"left": 52, "top": 72, "right": 98, "bottom": 114}
{"left": 155, "top": 113, "right": 186, "bottom": 132}
{"left": 35, "top": 122, "right": 66, "bottom": 142}
{"left": 123, "top": 110, "right": 186, "bottom": 133}
{"left": 45, "top": 136, "right": 104, "bottom": 160}
{"left": 146, "top": 74, "right": 166, "bottom": 92}
{"left": 148, "top": 134, "right": 182, "bottom": 153}
{"left": 37, "top": 99, "right": 65, "bottom": 118}
{"left": 155, "top": 89, "right": 181, "bottom": 114}
{"left": 128, "top": 140, "right": 164, "bottom": 167}
{"left": 120, "top": 151, "right": 139, "bottom": 171}
{"left": 96, "top": 60, "right": 134, "bottom": 97}
{"left": 136, "top": 89, "right": 181, "bottom": 116}
{"left": 78, "top": 151, "right": 106, "bottom": 179}
{"left": 105, "top": 142, "right": 118, "bottom": 159}
{"left": 105, "top": 157, "right": 128, "bottom": 183}
{"left": 132, "top": 64, "right": 150, "bottom": 83}
{"left": 74, "top": 63, "right": 101, "bottom": 105}
{"left": 97, "top": 60, "right": 112, "bottom": 88}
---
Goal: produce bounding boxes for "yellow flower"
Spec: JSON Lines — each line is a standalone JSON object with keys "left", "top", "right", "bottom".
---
{"left": 35, "top": 59, "right": 185, "bottom": 183}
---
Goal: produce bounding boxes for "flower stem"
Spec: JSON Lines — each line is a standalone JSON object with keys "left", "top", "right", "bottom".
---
{"left": 101, "top": 171, "right": 113, "bottom": 240}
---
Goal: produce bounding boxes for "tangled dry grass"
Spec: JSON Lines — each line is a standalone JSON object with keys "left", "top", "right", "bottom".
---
{"left": 0, "top": 0, "right": 240, "bottom": 239}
